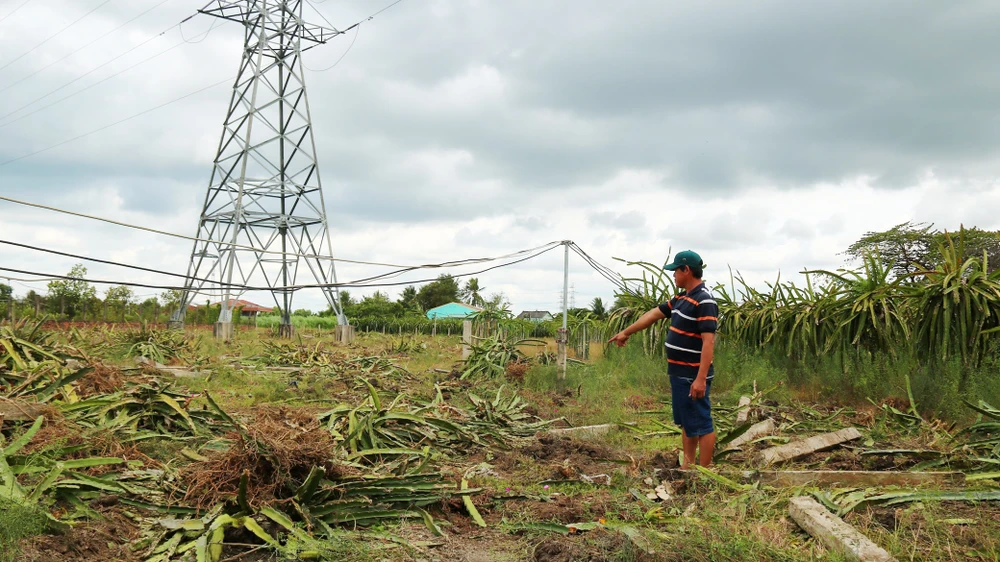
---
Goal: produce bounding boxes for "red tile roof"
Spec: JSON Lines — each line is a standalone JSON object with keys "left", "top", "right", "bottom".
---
{"left": 213, "top": 299, "right": 274, "bottom": 313}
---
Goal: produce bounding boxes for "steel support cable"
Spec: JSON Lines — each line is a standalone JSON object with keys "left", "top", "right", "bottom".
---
{"left": 0, "top": 75, "right": 234, "bottom": 167}
{"left": 0, "top": 0, "right": 400, "bottom": 127}
{"left": 0, "top": 243, "right": 562, "bottom": 291}
{"left": 0, "top": 194, "right": 563, "bottom": 270}
{"left": 570, "top": 242, "right": 631, "bottom": 288}
{"left": 303, "top": 22, "right": 359, "bottom": 72}
{"left": 0, "top": 237, "right": 564, "bottom": 292}
{"left": 567, "top": 243, "right": 639, "bottom": 295}
{"left": 0, "top": 239, "right": 247, "bottom": 289}
{"left": 568, "top": 243, "right": 623, "bottom": 287}
{"left": 0, "top": 8, "right": 203, "bottom": 126}
{"left": 0, "top": 39, "right": 194, "bottom": 130}
{"left": 0, "top": 0, "right": 32, "bottom": 26}
{"left": 0, "top": 0, "right": 172, "bottom": 96}
{"left": 0, "top": 0, "right": 114, "bottom": 74}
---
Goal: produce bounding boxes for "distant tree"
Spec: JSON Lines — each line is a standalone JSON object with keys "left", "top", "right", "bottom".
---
{"left": 293, "top": 308, "right": 313, "bottom": 317}
{"left": 339, "top": 290, "right": 354, "bottom": 308}
{"left": 845, "top": 221, "right": 935, "bottom": 279}
{"left": 846, "top": 222, "right": 1000, "bottom": 277}
{"left": 0, "top": 283, "right": 11, "bottom": 301}
{"left": 460, "top": 278, "right": 486, "bottom": 307}
{"left": 397, "top": 285, "right": 420, "bottom": 312}
{"left": 160, "top": 290, "right": 184, "bottom": 309}
{"left": 590, "top": 297, "right": 608, "bottom": 320}
{"left": 353, "top": 291, "right": 405, "bottom": 318}
{"left": 484, "top": 291, "right": 511, "bottom": 310}
{"left": 105, "top": 285, "right": 134, "bottom": 306}
{"left": 46, "top": 264, "right": 97, "bottom": 318}
{"left": 933, "top": 227, "right": 1000, "bottom": 273}
{"left": 416, "top": 275, "right": 460, "bottom": 311}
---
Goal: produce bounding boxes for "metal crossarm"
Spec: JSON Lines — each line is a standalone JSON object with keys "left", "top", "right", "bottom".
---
{"left": 199, "top": 0, "right": 341, "bottom": 46}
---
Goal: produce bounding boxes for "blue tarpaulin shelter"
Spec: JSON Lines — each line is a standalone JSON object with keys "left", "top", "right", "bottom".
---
{"left": 426, "top": 302, "right": 481, "bottom": 319}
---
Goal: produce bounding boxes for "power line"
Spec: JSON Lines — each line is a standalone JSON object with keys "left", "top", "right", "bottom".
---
{"left": 0, "top": 195, "right": 564, "bottom": 272}
{"left": 0, "top": 243, "right": 563, "bottom": 292}
{"left": 0, "top": 75, "right": 233, "bottom": 166}
{"left": 0, "top": 38, "right": 191, "bottom": 129}
{"left": 303, "top": 22, "right": 360, "bottom": 72}
{"left": 0, "top": 0, "right": 114, "bottom": 74}
{"left": 0, "top": 0, "right": 32, "bottom": 27}
{"left": 0, "top": 239, "right": 245, "bottom": 288}
{"left": 178, "top": 13, "right": 221, "bottom": 44}
{"left": 0, "top": 8, "right": 202, "bottom": 127}
{"left": 0, "top": 237, "right": 564, "bottom": 292}
{"left": 0, "top": 0, "right": 172, "bottom": 97}
{"left": 0, "top": 194, "right": 405, "bottom": 267}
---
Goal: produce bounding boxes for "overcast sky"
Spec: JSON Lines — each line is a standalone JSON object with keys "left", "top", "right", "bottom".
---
{"left": 2, "top": 0, "right": 999, "bottom": 316}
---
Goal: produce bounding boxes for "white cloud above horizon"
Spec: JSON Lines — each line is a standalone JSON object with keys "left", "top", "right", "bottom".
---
{"left": 2, "top": 0, "right": 999, "bottom": 316}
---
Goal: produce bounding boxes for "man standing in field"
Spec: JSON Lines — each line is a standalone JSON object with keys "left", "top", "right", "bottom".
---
{"left": 608, "top": 250, "right": 719, "bottom": 468}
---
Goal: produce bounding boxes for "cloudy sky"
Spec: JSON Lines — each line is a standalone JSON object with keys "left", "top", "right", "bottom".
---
{"left": 2, "top": 0, "right": 1000, "bottom": 316}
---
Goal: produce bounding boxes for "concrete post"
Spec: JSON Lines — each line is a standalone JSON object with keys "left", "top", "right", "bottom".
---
{"left": 336, "top": 324, "right": 355, "bottom": 343}
{"left": 462, "top": 320, "right": 473, "bottom": 360}
{"left": 558, "top": 242, "right": 569, "bottom": 378}
{"left": 214, "top": 322, "right": 234, "bottom": 340}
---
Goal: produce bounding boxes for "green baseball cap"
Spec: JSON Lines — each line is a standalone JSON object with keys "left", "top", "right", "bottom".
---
{"left": 663, "top": 250, "right": 705, "bottom": 271}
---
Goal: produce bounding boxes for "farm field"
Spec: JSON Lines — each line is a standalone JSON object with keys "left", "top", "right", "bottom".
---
{"left": 2, "top": 321, "right": 1000, "bottom": 562}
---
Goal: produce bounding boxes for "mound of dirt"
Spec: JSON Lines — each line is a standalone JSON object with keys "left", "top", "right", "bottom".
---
{"left": 526, "top": 435, "right": 612, "bottom": 462}
{"left": 533, "top": 532, "right": 653, "bottom": 562}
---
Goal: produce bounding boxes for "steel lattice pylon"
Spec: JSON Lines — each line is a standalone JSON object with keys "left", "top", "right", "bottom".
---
{"left": 171, "top": 0, "right": 348, "bottom": 334}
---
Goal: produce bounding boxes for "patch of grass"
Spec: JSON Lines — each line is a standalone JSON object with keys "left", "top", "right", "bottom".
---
{"left": 0, "top": 498, "right": 49, "bottom": 562}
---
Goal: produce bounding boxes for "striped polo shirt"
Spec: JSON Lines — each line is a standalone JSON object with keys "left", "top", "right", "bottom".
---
{"left": 657, "top": 283, "right": 719, "bottom": 381}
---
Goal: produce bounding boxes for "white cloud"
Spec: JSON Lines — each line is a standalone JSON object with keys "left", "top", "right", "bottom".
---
{"left": 3, "top": 0, "right": 1000, "bottom": 318}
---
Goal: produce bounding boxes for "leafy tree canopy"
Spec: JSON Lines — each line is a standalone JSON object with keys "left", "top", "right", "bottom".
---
{"left": 590, "top": 297, "right": 608, "bottom": 320}
{"left": 104, "top": 285, "right": 134, "bottom": 305}
{"left": 846, "top": 222, "right": 1000, "bottom": 278}
{"left": 416, "top": 275, "right": 460, "bottom": 311}
{"left": 46, "top": 264, "right": 96, "bottom": 317}
{"left": 461, "top": 278, "right": 486, "bottom": 307}
{"left": 397, "top": 285, "right": 420, "bottom": 312}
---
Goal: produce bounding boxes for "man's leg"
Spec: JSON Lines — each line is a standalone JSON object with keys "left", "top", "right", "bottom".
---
{"left": 697, "top": 432, "right": 716, "bottom": 467}
{"left": 681, "top": 428, "right": 698, "bottom": 470}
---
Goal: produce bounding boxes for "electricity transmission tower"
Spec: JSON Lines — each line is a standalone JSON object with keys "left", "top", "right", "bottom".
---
{"left": 169, "top": 0, "right": 349, "bottom": 339}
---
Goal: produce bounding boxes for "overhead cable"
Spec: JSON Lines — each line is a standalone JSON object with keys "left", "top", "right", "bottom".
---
{"left": 0, "top": 237, "right": 564, "bottom": 291}
{"left": 0, "top": 239, "right": 246, "bottom": 288}
{"left": 0, "top": 75, "right": 233, "bottom": 166}
{"left": 0, "top": 194, "right": 564, "bottom": 270}
{"left": 0, "top": 0, "right": 114, "bottom": 74}
{"left": 0, "top": 0, "right": 172, "bottom": 96}
{"left": 0, "top": 39, "right": 192, "bottom": 129}
{"left": 0, "top": 0, "right": 32, "bottom": 26}
{"left": 0, "top": 243, "right": 563, "bottom": 291}
{"left": 0, "top": 7, "right": 202, "bottom": 126}
{"left": 303, "top": 23, "right": 359, "bottom": 72}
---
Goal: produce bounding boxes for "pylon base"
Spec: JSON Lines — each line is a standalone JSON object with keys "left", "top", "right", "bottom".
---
{"left": 214, "top": 322, "right": 234, "bottom": 341}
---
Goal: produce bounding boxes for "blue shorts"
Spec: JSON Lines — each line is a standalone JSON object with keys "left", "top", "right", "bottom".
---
{"left": 670, "top": 376, "right": 714, "bottom": 437}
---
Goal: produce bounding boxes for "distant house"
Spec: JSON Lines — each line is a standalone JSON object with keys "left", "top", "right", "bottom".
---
{"left": 426, "top": 302, "right": 481, "bottom": 320}
{"left": 212, "top": 299, "right": 274, "bottom": 319}
{"left": 517, "top": 310, "right": 553, "bottom": 323}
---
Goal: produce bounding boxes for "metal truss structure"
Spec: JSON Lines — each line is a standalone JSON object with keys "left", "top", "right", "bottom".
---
{"left": 171, "top": 0, "right": 347, "bottom": 332}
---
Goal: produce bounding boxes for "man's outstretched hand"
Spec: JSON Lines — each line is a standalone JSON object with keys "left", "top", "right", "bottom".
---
{"left": 608, "top": 331, "right": 630, "bottom": 347}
